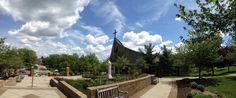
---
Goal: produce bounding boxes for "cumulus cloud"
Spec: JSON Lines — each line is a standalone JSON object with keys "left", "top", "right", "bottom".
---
{"left": 159, "top": 40, "right": 173, "bottom": 46}
{"left": 84, "top": 34, "right": 109, "bottom": 45}
{"left": 1, "top": 0, "right": 90, "bottom": 38}
{"left": 122, "top": 31, "right": 162, "bottom": 51}
{"left": 84, "top": 44, "right": 112, "bottom": 60}
{"left": 0, "top": 0, "right": 93, "bottom": 56}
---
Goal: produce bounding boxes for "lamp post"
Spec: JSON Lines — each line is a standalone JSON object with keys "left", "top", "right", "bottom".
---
{"left": 31, "top": 66, "right": 34, "bottom": 88}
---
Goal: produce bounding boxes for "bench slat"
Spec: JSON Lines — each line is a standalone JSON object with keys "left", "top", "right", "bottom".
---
{"left": 97, "top": 86, "right": 120, "bottom": 98}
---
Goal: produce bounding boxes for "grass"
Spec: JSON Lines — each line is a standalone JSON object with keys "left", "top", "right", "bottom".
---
{"left": 206, "top": 76, "right": 236, "bottom": 98}
{"left": 190, "top": 66, "right": 236, "bottom": 77}
{"left": 178, "top": 76, "right": 236, "bottom": 98}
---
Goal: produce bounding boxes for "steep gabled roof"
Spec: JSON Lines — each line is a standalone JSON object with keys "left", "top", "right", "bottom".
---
{"left": 109, "top": 38, "right": 144, "bottom": 64}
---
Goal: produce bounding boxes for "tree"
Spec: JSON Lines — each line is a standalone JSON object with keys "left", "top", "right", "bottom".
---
{"left": 115, "top": 56, "right": 129, "bottom": 74}
{"left": 18, "top": 48, "right": 37, "bottom": 67}
{"left": 176, "top": 0, "right": 227, "bottom": 79}
{"left": 139, "top": 43, "right": 159, "bottom": 74}
{"left": 159, "top": 45, "right": 173, "bottom": 76}
{"left": 171, "top": 44, "right": 191, "bottom": 75}
{"left": 176, "top": 0, "right": 236, "bottom": 36}
{"left": 135, "top": 57, "right": 148, "bottom": 74}
{"left": 185, "top": 35, "right": 222, "bottom": 78}
{"left": 223, "top": 46, "right": 236, "bottom": 72}
{"left": 0, "top": 38, "right": 10, "bottom": 67}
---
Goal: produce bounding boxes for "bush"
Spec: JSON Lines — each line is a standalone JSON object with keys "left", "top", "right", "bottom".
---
{"left": 187, "top": 93, "right": 194, "bottom": 98}
{"left": 188, "top": 93, "right": 212, "bottom": 98}
{"left": 197, "top": 84, "right": 205, "bottom": 92}
{"left": 191, "top": 82, "right": 198, "bottom": 89}
{"left": 194, "top": 94, "right": 211, "bottom": 98}
{"left": 55, "top": 74, "right": 148, "bottom": 94}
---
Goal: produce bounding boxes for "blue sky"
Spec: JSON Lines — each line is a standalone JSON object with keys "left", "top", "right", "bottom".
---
{"left": 0, "top": 0, "right": 227, "bottom": 59}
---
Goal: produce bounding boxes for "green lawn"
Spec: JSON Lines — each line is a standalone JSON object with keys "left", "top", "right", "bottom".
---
{"left": 177, "top": 76, "right": 236, "bottom": 98}
{"left": 206, "top": 76, "right": 236, "bottom": 98}
{"left": 190, "top": 66, "right": 236, "bottom": 77}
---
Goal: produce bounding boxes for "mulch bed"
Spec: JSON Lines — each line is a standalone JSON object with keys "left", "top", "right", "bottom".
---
{"left": 176, "top": 79, "right": 191, "bottom": 98}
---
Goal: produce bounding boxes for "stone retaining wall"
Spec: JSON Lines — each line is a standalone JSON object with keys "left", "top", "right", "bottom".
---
{"left": 87, "top": 75, "right": 154, "bottom": 98}
{"left": 50, "top": 78, "right": 58, "bottom": 87}
{"left": 50, "top": 78, "right": 87, "bottom": 98}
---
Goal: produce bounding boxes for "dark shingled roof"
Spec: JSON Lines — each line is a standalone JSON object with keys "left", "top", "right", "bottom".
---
{"left": 109, "top": 38, "right": 144, "bottom": 64}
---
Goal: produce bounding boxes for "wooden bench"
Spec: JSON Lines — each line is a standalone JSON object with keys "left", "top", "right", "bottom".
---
{"left": 97, "top": 86, "right": 128, "bottom": 98}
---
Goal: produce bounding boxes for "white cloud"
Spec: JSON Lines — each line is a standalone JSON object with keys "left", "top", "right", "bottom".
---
{"left": 91, "top": 0, "right": 125, "bottom": 32}
{"left": 122, "top": 31, "right": 162, "bottom": 51}
{"left": 175, "top": 17, "right": 182, "bottom": 21}
{"left": 84, "top": 34, "right": 109, "bottom": 45}
{"left": 84, "top": 44, "right": 112, "bottom": 60}
{"left": 159, "top": 40, "right": 173, "bottom": 46}
{"left": 0, "top": 0, "right": 92, "bottom": 57}
{"left": 1, "top": 0, "right": 90, "bottom": 38}
{"left": 81, "top": 24, "right": 104, "bottom": 35}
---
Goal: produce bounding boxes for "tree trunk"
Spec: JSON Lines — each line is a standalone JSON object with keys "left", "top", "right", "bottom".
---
{"left": 228, "top": 65, "right": 230, "bottom": 73}
{"left": 211, "top": 64, "right": 214, "bottom": 76}
{"left": 198, "top": 65, "right": 201, "bottom": 79}
{"left": 207, "top": 68, "right": 210, "bottom": 75}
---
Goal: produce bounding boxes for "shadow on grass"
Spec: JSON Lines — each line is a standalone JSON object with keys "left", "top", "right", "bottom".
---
{"left": 176, "top": 78, "right": 221, "bottom": 98}
{"left": 226, "top": 76, "right": 236, "bottom": 81}
{"left": 216, "top": 70, "right": 236, "bottom": 76}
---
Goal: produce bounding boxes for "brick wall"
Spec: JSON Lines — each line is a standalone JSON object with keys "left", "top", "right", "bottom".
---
{"left": 49, "top": 79, "right": 87, "bottom": 98}
{"left": 87, "top": 75, "right": 154, "bottom": 98}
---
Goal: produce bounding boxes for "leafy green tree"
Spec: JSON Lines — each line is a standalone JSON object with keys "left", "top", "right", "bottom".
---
{"left": 18, "top": 48, "right": 37, "bottom": 67}
{"left": 115, "top": 56, "right": 129, "bottom": 74}
{"left": 171, "top": 44, "right": 191, "bottom": 75}
{"left": 159, "top": 45, "right": 173, "bottom": 76}
{"left": 185, "top": 36, "right": 222, "bottom": 78}
{"left": 176, "top": 0, "right": 236, "bottom": 36}
{"left": 139, "top": 43, "right": 159, "bottom": 74}
{"left": 176, "top": 0, "right": 226, "bottom": 78}
{"left": 135, "top": 57, "right": 148, "bottom": 74}
{"left": 44, "top": 54, "right": 80, "bottom": 73}
{"left": 0, "top": 38, "right": 10, "bottom": 67}
{"left": 223, "top": 46, "right": 236, "bottom": 72}
{"left": 0, "top": 38, "right": 23, "bottom": 68}
{"left": 76, "top": 53, "right": 101, "bottom": 75}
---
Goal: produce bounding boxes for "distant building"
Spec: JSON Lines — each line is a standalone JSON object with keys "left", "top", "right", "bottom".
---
{"left": 109, "top": 30, "right": 144, "bottom": 64}
{"left": 109, "top": 38, "right": 144, "bottom": 64}
{"left": 36, "top": 58, "right": 44, "bottom": 66}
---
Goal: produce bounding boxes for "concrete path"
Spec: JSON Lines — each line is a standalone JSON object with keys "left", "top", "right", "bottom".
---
{"left": 139, "top": 74, "right": 236, "bottom": 98}
{"left": 0, "top": 75, "right": 66, "bottom": 98}
{"left": 15, "top": 75, "right": 53, "bottom": 88}
{"left": 140, "top": 78, "right": 173, "bottom": 98}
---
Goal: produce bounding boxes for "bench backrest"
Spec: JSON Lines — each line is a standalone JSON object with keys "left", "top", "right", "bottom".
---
{"left": 97, "top": 86, "right": 119, "bottom": 98}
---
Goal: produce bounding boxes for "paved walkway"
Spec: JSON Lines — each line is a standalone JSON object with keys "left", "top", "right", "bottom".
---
{"left": 0, "top": 75, "right": 66, "bottom": 98}
{"left": 15, "top": 76, "right": 53, "bottom": 88}
{"left": 140, "top": 78, "right": 173, "bottom": 98}
{"left": 138, "top": 74, "right": 236, "bottom": 98}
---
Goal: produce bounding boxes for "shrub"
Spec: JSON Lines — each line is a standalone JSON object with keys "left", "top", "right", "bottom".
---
{"left": 191, "top": 82, "right": 198, "bottom": 89}
{"left": 187, "top": 93, "right": 194, "bottom": 98}
{"left": 197, "top": 84, "right": 205, "bottom": 92}
{"left": 194, "top": 93, "right": 211, "bottom": 98}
